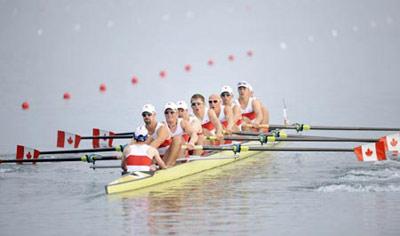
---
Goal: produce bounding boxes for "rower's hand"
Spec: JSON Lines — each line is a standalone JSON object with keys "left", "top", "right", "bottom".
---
{"left": 251, "top": 123, "right": 260, "bottom": 129}
{"left": 185, "top": 143, "right": 195, "bottom": 150}
{"left": 216, "top": 132, "right": 224, "bottom": 141}
{"left": 224, "top": 128, "right": 233, "bottom": 135}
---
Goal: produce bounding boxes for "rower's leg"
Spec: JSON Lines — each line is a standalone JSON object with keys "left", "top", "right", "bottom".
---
{"left": 194, "top": 134, "right": 205, "bottom": 156}
{"left": 165, "top": 136, "right": 182, "bottom": 167}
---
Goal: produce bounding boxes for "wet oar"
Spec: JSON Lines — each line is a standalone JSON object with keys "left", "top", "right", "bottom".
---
{"left": 257, "top": 123, "right": 400, "bottom": 132}
{"left": 1, "top": 155, "right": 120, "bottom": 164}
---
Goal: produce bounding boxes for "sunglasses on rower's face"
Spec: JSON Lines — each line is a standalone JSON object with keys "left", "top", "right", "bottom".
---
{"left": 221, "top": 92, "right": 231, "bottom": 97}
{"left": 178, "top": 108, "right": 185, "bottom": 112}
{"left": 142, "top": 112, "right": 152, "bottom": 117}
{"left": 208, "top": 100, "right": 219, "bottom": 104}
{"left": 191, "top": 102, "right": 202, "bottom": 107}
{"left": 164, "top": 110, "right": 175, "bottom": 115}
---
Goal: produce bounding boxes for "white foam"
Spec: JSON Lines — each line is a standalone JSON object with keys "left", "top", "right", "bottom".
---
{"left": 316, "top": 183, "right": 400, "bottom": 192}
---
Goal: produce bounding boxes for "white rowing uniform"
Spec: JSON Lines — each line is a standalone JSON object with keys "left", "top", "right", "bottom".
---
{"left": 125, "top": 144, "right": 152, "bottom": 172}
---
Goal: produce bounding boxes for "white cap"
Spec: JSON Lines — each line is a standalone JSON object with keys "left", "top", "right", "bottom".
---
{"left": 164, "top": 102, "right": 177, "bottom": 111}
{"left": 237, "top": 81, "right": 252, "bottom": 90}
{"left": 176, "top": 100, "right": 188, "bottom": 110}
{"left": 142, "top": 104, "right": 156, "bottom": 114}
{"left": 135, "top": 125, "right": 148, "bottom": 136}
{"left": 220, "top": 85, "right": 233, "bottom": 95}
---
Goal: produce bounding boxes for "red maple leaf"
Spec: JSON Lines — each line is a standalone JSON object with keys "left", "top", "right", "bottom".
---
{"left": 390, "top": 138, "right": 398, "bottom": 147}
{"left": 365, "top": 148, "right": 373, "bottom": 156}
{"left": 67, "top": 136, "right": 74, "bottom": 144}
{"left": 26, "top": 152, "right": 32, "bottom": 159}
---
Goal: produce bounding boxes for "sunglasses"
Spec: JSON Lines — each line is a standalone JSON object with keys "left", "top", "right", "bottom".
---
{"left": 191, "top": 102, "right": 202, "bottom": 107}
{"left": 221, "top": 92, "right": 231, "bottom": 97}
{"left": 164, "top": 110, "right": 175, "bottom": 115}
{"left": 178, "top": 108, "right": 185, "bottom": 112}
{"left": 208, "top": 100, "right": 219, "bottom": 104}
{"left": 142, "top": 112, "right": 152, "bottom": 117}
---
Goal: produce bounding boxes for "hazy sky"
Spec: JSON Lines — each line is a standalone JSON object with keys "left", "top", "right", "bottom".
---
{"left": 0, "top": 0, "right": 399, "bottom": 151}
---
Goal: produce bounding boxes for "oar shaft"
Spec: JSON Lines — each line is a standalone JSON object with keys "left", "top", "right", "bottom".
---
{"left": 197, "top": 145, "right": 354, "bottom": 152}
{"left": 81, "top": 135, "right": 132, "bottom": 140}
{"left": 1, "top": 155, "right": 119, "bottom": 163}
{"left": 40, "top": 146, "right": 123, "bottom": 155}
{"left": 269, "top": 124, "right": 400, "bottom": 131}
{"left": 224, "top": 136, "right": 378, "bottom": 143}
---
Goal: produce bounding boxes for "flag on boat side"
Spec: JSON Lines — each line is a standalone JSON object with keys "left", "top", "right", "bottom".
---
{"left": 354, "top": 141, "right": 386, "bottom": 162}
{"left": 92, "top": 128, "right": 115, "bottom": 148}
{"left": 380, "top": 133, "right": 400, "bottom": 156}
{"left": 16, "top": 145, "right": 40, "bottom": 161}
{"left": 57, "top": 130, "right": 81, "bottom": 148}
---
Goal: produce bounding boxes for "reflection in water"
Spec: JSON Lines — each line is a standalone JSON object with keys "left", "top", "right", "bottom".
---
{"left": 110, "top": 154, "right": 274, "bottom": 234}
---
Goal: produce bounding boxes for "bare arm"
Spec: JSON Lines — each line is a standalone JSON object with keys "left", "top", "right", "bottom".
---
{"left": 148, "top": 146, "right": 167, "bottom": 169}
{"left": 150, "top": 125, "right": 170, "bottom": 149}
{"left": 209, "top": 109, "right": 224, "bottom": 138}
{"left": 232, "top": 104, "right": 242, "bottom": 124}
{"left": 181, "top": 119, "right": 198, "bottom": 146}
{"left": 252, "top": 99, "right": 263, "bottom": 125}
{"left": 224, "top": 106, "right": 234, "bottom": 132}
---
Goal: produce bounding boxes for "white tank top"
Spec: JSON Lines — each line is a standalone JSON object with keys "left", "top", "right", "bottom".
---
{"left": 168, "top": 118, "right": 184, "bottom": 137}
{"left": 236, "top": 97, "right": 255, "bottom": 114}
{"left": 217, "top": 105, "right": 226, "bottom": 122}
{"left": 125, "top": 144, "right": 152, "bottom": 172}
{"left": 150, "top": 122, "right": 171, "bottom": 155}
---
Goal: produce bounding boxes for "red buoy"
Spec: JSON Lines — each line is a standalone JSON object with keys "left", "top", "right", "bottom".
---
{"left": 21, "top": 101, "right": 29, "bottom": 110}
{"left": 131, "top": 76, "right": 139, "bottom": 85}
{"left": 228, "top": 54, "right": 235, "bottom": 61}
{"left": 63, "top": 92, "right": 71, "bottom": 100}
{"left": 159, "top": 70, "right": 167, "bottom": 78}
{"left": 207, "top": 59, "right": 214, "bottom": 66}
{"left": 99, "top": 83, "right": 107, "bottom": 92}
{"left": 184, "top": 64, "right": 192, "bottom": 72}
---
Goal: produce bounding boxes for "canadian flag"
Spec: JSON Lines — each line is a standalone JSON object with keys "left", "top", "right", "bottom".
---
{"left": 16, "top": 145, "right": 40, "bottom": 161}
{"left": 380, "top": 133, "right": 400, "bottom": 155}
{"left": 57, "top": 130, "right": 81, "bottom": 148}
{"left": 354, "top": 141, "right": 386, "bottom": 162}
{"left": 92, "top": 128, "right": 115, "bottom": 148}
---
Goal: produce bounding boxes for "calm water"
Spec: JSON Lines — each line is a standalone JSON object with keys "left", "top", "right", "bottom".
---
{"left": 1, "top": 0, "right": 400, "bottom": 235}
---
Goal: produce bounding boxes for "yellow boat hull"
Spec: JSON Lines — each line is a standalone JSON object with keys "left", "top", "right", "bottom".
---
{"left": 105, "top": 141, "right": 275, "bottom": 194}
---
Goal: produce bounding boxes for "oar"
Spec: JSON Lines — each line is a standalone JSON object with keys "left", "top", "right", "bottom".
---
{"left": 185, "top": 141, "right": 388, "bottom": 162}
{"left": 16, "top": 145, "right": 124, "bottom": 161}
{"left": 1, "top": 154, "right": 120, "bottom": 164}
{"left": 259, "top": 123, "right": 400, "bottom": 132}
{"left": 222, "top": 135, "right": 378, "bottom": 144}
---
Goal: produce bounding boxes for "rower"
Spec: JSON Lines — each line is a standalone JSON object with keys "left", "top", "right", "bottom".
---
{"left": 220, "top": 85, "right": 242, "bottom": 127}
{"left": 176, "top": 100, "right": 205, "bottom": 155}
{"left": 190, "top": 94, "right": 224, "bottom": 142}
{"left": 141, "top": 104, "right": 181, "bottom": 167}
{"left": 236, "top": 81, "right": 266, "bottom": 131}
{"left": 248, "top": 84, "right": 270, "bottom": 131}
{"left": 163, "top": 102, "right": 198, "bottom": 161}
{"left": 208, "top": 94, "right": 236, "bottom": 133}
{"left": 121, "top": 125, "right": 167, "bottom": 172}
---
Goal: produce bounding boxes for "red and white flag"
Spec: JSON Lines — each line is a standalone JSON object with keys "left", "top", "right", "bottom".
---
{"left": 16, "top": 145, "right": 40, "bottom": 161}
{"left": 92, "top": 128, "right": 115, "bottom": 148}
{"left": 380, "top": 133, "right": 400, "bottom": 155}
{"left": 354, "top": 141, "right": 386, "bottom": 162}
{"left": 57, "top": 130, "right": 81, "bottom": 148}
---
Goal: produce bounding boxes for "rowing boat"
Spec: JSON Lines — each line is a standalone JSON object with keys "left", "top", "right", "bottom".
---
{"left": 105, "top": 141, "right": 278, "bottom": 194}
